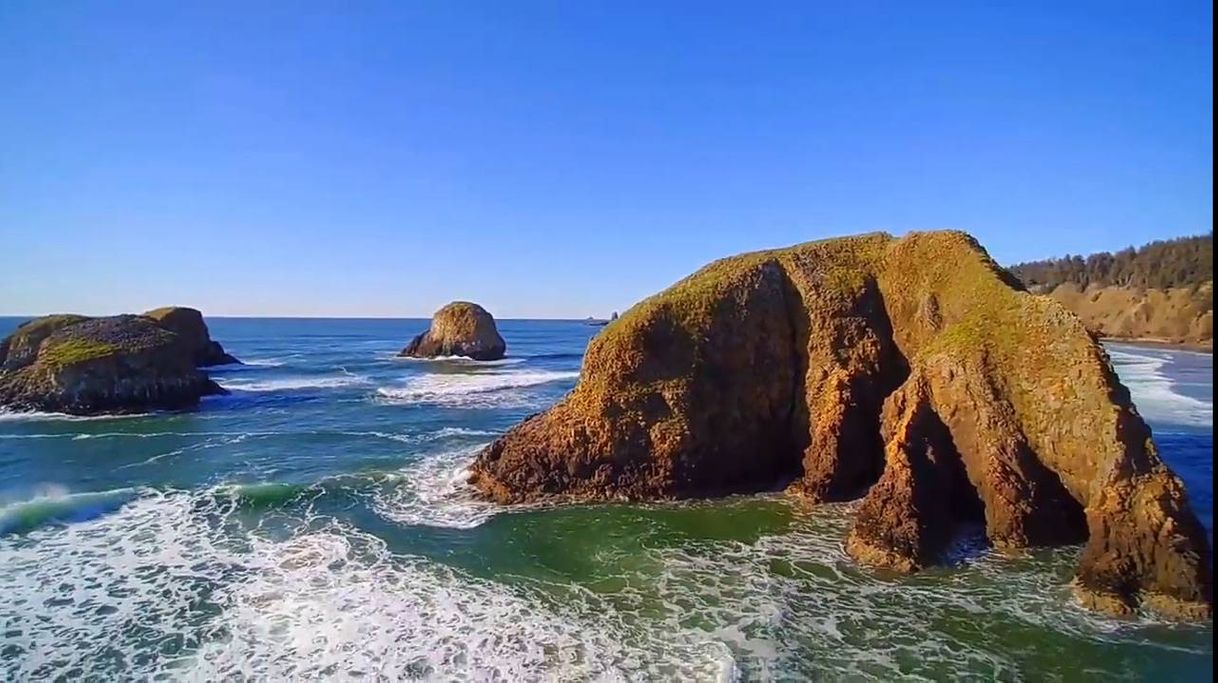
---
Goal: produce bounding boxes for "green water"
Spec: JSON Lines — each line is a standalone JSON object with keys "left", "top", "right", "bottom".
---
{"left": 0, "top": 319, "right": 1211, "bottom": 679}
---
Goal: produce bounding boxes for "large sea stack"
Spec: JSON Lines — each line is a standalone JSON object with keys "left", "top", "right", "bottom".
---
{"left": 399, "top": 302, "right": 506, "bottom": 361}
{"left": 0, "top": 308, "right": 235, "bottom": 415}
{"left": 470, "top": 230, "right": 1212, "bottom": 620}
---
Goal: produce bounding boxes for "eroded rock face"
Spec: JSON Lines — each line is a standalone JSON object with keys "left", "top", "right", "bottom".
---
{"left": 470, "top": 230, "right": 1212, "bottom": 620}
{"left": 399, "top": 302, "right": 506, "bottom": 361}
{"left": 143, "top": 306, "right": 240, "bottom": 366}
{"left": 0, "top": 311, "right": 230, "bottom": 415}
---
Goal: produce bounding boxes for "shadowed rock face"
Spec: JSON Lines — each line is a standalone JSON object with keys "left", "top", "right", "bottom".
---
{"left": 0, "top": 310, "right": 231, "bottom": 415}
{"left": 470, "top": 230, "right": 1212, "bottom": 620}
{"left": 143, "top": 307, "right": 239, "bottom": 366}
{"left": 399, "top": 302, "right": 506, "bottom": 361}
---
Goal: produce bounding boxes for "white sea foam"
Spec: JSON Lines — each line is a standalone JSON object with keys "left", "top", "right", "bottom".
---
{"left": 375, "top": 369, "right": 578, "bottom": 408}
{"left": 220, "top": 374, "right": 371, "bottom": 393}
{"left": 241, "top": 357, "right": 288, "bottom": 368}
{"left": 1, "top": 490, "right": 1199, "bottom": 681}
{"left": 0, "top": 490, "right": 735, "bottom": 680}
{"left": 371, "top": 446, "right": 501, "bottom": 529}
{"left": 1107, "top": 347, "right": 1212, "bottom": 427}
{"left": 0, "top": 409, "right": 152, "bottom": 422}
{"left": 392, "top": 355, "right": 527, "bottom": 367}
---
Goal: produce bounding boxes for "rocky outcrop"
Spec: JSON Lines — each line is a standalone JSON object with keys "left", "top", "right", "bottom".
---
{"left": 1044, "top": 282, "right": 1212, "bottom": 350}
{"left": 0, "top": 310, "right": 232, "bottom": 415}
{"left": 470, "top": 230, "right": 1212, "bottom": 620}
{"left": 399, "top": 302, "right": 506, "bottom": 361}
{"left": 143, "top": 306, "right": 240, "bottom": 366}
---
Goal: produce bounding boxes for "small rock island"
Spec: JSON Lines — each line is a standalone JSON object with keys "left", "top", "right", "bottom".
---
{"left": 469, "top": 230, "right": 1212, "bottom": 620}
{"left": 399, "top": 301, "right": 506, "bottom": 361}
{"left": 0, "top": 307, "right": 237, "bottom": 415}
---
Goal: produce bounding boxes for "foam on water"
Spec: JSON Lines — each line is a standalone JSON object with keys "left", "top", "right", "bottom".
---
{"left": 1, "top": 488, "right": 1202, "bottom": 680}
{"left": 219, "top": 374, "right": 372, "bottom": 393}
{"left": 376, "top": 369, "right": 578, "bottom": 408}
{"left": 391, "top": 355, "right": 528, "bottom": 367}
{"left": 1107, "top": 347, "right": 1212, "bottom": 427}
{"left": 0, "top": 410, "right": 152, "bottom": 422}
{"left": 371, "top": 446, "right": 502, "bottom": 529}
{"left": 240, "top": 358, "right": 288, "bottom": 368}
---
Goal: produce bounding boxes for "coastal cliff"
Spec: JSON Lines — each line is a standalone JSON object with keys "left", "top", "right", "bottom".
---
{"left": 470, "top": 230, "right": 1212, "bottom": 620}
{"left": 1045, "top": 282, "right": 1212, "bottom": 349}
{"left": 1010, "top": 233, "right": 1212, "bottom": 349}
{"left": 0, "top": 308, "right": 232, "bottom": 415}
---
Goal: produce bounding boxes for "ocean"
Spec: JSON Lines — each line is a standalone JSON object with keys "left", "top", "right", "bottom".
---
{"left": 0, "top": 318, "right": 1212, "bottom": 680}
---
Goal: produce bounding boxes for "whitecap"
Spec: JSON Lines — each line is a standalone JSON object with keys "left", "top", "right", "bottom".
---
{"left": 0, "top": 490, "right": 1204, "bottom": 680}
{"left": 0, "top": 485, "right": 139, "bottom": 534}
{"left": 1106, "top": 347, "right": 1212, "bottom": 427}
{"left": 370, "top": 446, "right": 500, "bottom": 529}
{"left": 219, "top": 375, "right": 371, "bottom": 393}
{"left": 0, "top": 410, "right": 153, "bottom": 422}
{"left": 391, "top": 355, "right": 528, "bottom": 366}
{"left": 375, "top": 369, "right": 577, "bottom": 408}
{"left": 241, "top": 358, "right": 288, "bottom": 368}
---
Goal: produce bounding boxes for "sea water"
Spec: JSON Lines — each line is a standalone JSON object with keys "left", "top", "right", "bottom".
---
{"left": 0, "top": 318, "right": 1212, "bottom": 680}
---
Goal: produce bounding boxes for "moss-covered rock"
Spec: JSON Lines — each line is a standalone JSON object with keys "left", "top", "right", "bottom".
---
{"left": 470, "top": 230, "right": 1212, "bottom": 621}
{"left": 0, "top": 310, "right": 232, "bottom": 415}
{"left": 143, "top": 306, "right": 239, "bottom": 366}
{"left": 399, "top": 302, "right": 506, "bottom": 361}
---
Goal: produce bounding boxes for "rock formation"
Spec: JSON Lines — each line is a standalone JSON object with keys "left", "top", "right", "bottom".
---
{"left": 399, "top": 302, "right": 506, "bottom": 361}
{"left": 470, "top": 230, "right": 1212, "bottom": 620}
{"left": 143, "top": 306, "right": 240, "bottom": 366}
{"left": 0, "top": 309, "right": 233, "bottom": 415}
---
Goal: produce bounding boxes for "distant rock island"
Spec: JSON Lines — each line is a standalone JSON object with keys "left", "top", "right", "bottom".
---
{"left": 470, "top": 230, "right": 1212, "bottom": 620}
{"left": 400, "top": 302, "right": 506, "bottom": 361}
{"left": 0, "top": 307, "right": 236, "bottom": 415}
{"left": 583, "top": 312, "right": 619, "bottom": 327}
{"left": 1011, "top": 233, "right": 1213, "bottom": 350}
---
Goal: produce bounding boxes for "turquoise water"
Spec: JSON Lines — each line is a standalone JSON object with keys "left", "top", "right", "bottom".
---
{"left": 0, "top": 318, "right": 1212, "bottom": 680}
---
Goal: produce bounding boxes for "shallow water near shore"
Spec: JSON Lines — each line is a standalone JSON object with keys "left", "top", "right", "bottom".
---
{"left": 0, "top": 318, "right": 1212, "bottom": 680}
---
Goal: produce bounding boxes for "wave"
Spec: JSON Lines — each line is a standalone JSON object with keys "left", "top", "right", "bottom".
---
{"left": 2, "top": 489, "right": 1203, "bottom": 681}
{"left": 219, "top": 374, "right": 371, "bottom": 393}
{"left": 371, "top": 446, "right": 502, "bottom": 529}
{"left": 0, "top": 410, "right": 152, "bottom": 422}
{"left": 241, "top": 357, "right": 289, "bottom": 368}
{"left": 375, "top": 369, "right": 578, "bottom": 408}
{"left": 0, "top": 486, "right": 139, "bottom": 535}
{"left": 391, "top": 355, "right": 528, "bottom": 367}
{"left": 527, "top": 352, "right": 586, "bottom": 361}
{"left": 1107, "top": 348, "right": 1212, "bottom": 427}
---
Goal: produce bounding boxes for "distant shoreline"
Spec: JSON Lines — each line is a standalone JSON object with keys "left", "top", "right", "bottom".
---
{"left": 1101, "top": 336, "right": 1213, "bottom": 354}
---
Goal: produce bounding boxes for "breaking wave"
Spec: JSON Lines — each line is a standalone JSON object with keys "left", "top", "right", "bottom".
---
{"left": 375, "top": 370, "right": 578, "bottom": 408}
{"left": 219, "top": 374, "right": 372, "bottom": 393}
{"left": 1107, "top": 347, "right": 1212, "bottom": 427}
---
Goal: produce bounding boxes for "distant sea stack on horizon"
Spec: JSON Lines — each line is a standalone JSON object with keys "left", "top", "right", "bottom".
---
{"left": 0, "top": 306, "right": 237, "bottom": 415}
{"left": 399, "top": 302, "right": 507, "bottom": 361}
{"left": 469, "top": 229, "right": 1213, "bottom": 620}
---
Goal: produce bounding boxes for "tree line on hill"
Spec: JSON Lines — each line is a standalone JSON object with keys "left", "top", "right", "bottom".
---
{"left": 1008, "top": 232, "right": 1213, "bottom": 294}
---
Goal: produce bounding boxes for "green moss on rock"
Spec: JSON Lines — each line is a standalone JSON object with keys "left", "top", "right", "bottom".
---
{"left": 472, "top": 229, "right": 1213, "bottom": 621}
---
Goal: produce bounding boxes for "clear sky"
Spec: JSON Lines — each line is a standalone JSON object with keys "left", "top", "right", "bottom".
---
{"left": 1, "top": 1, "right": 1212, "bottom": 318}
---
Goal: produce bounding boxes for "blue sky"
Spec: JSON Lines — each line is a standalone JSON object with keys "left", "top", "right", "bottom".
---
{"left": 1, "top": 2, "right": 1211, "bottom": 318}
